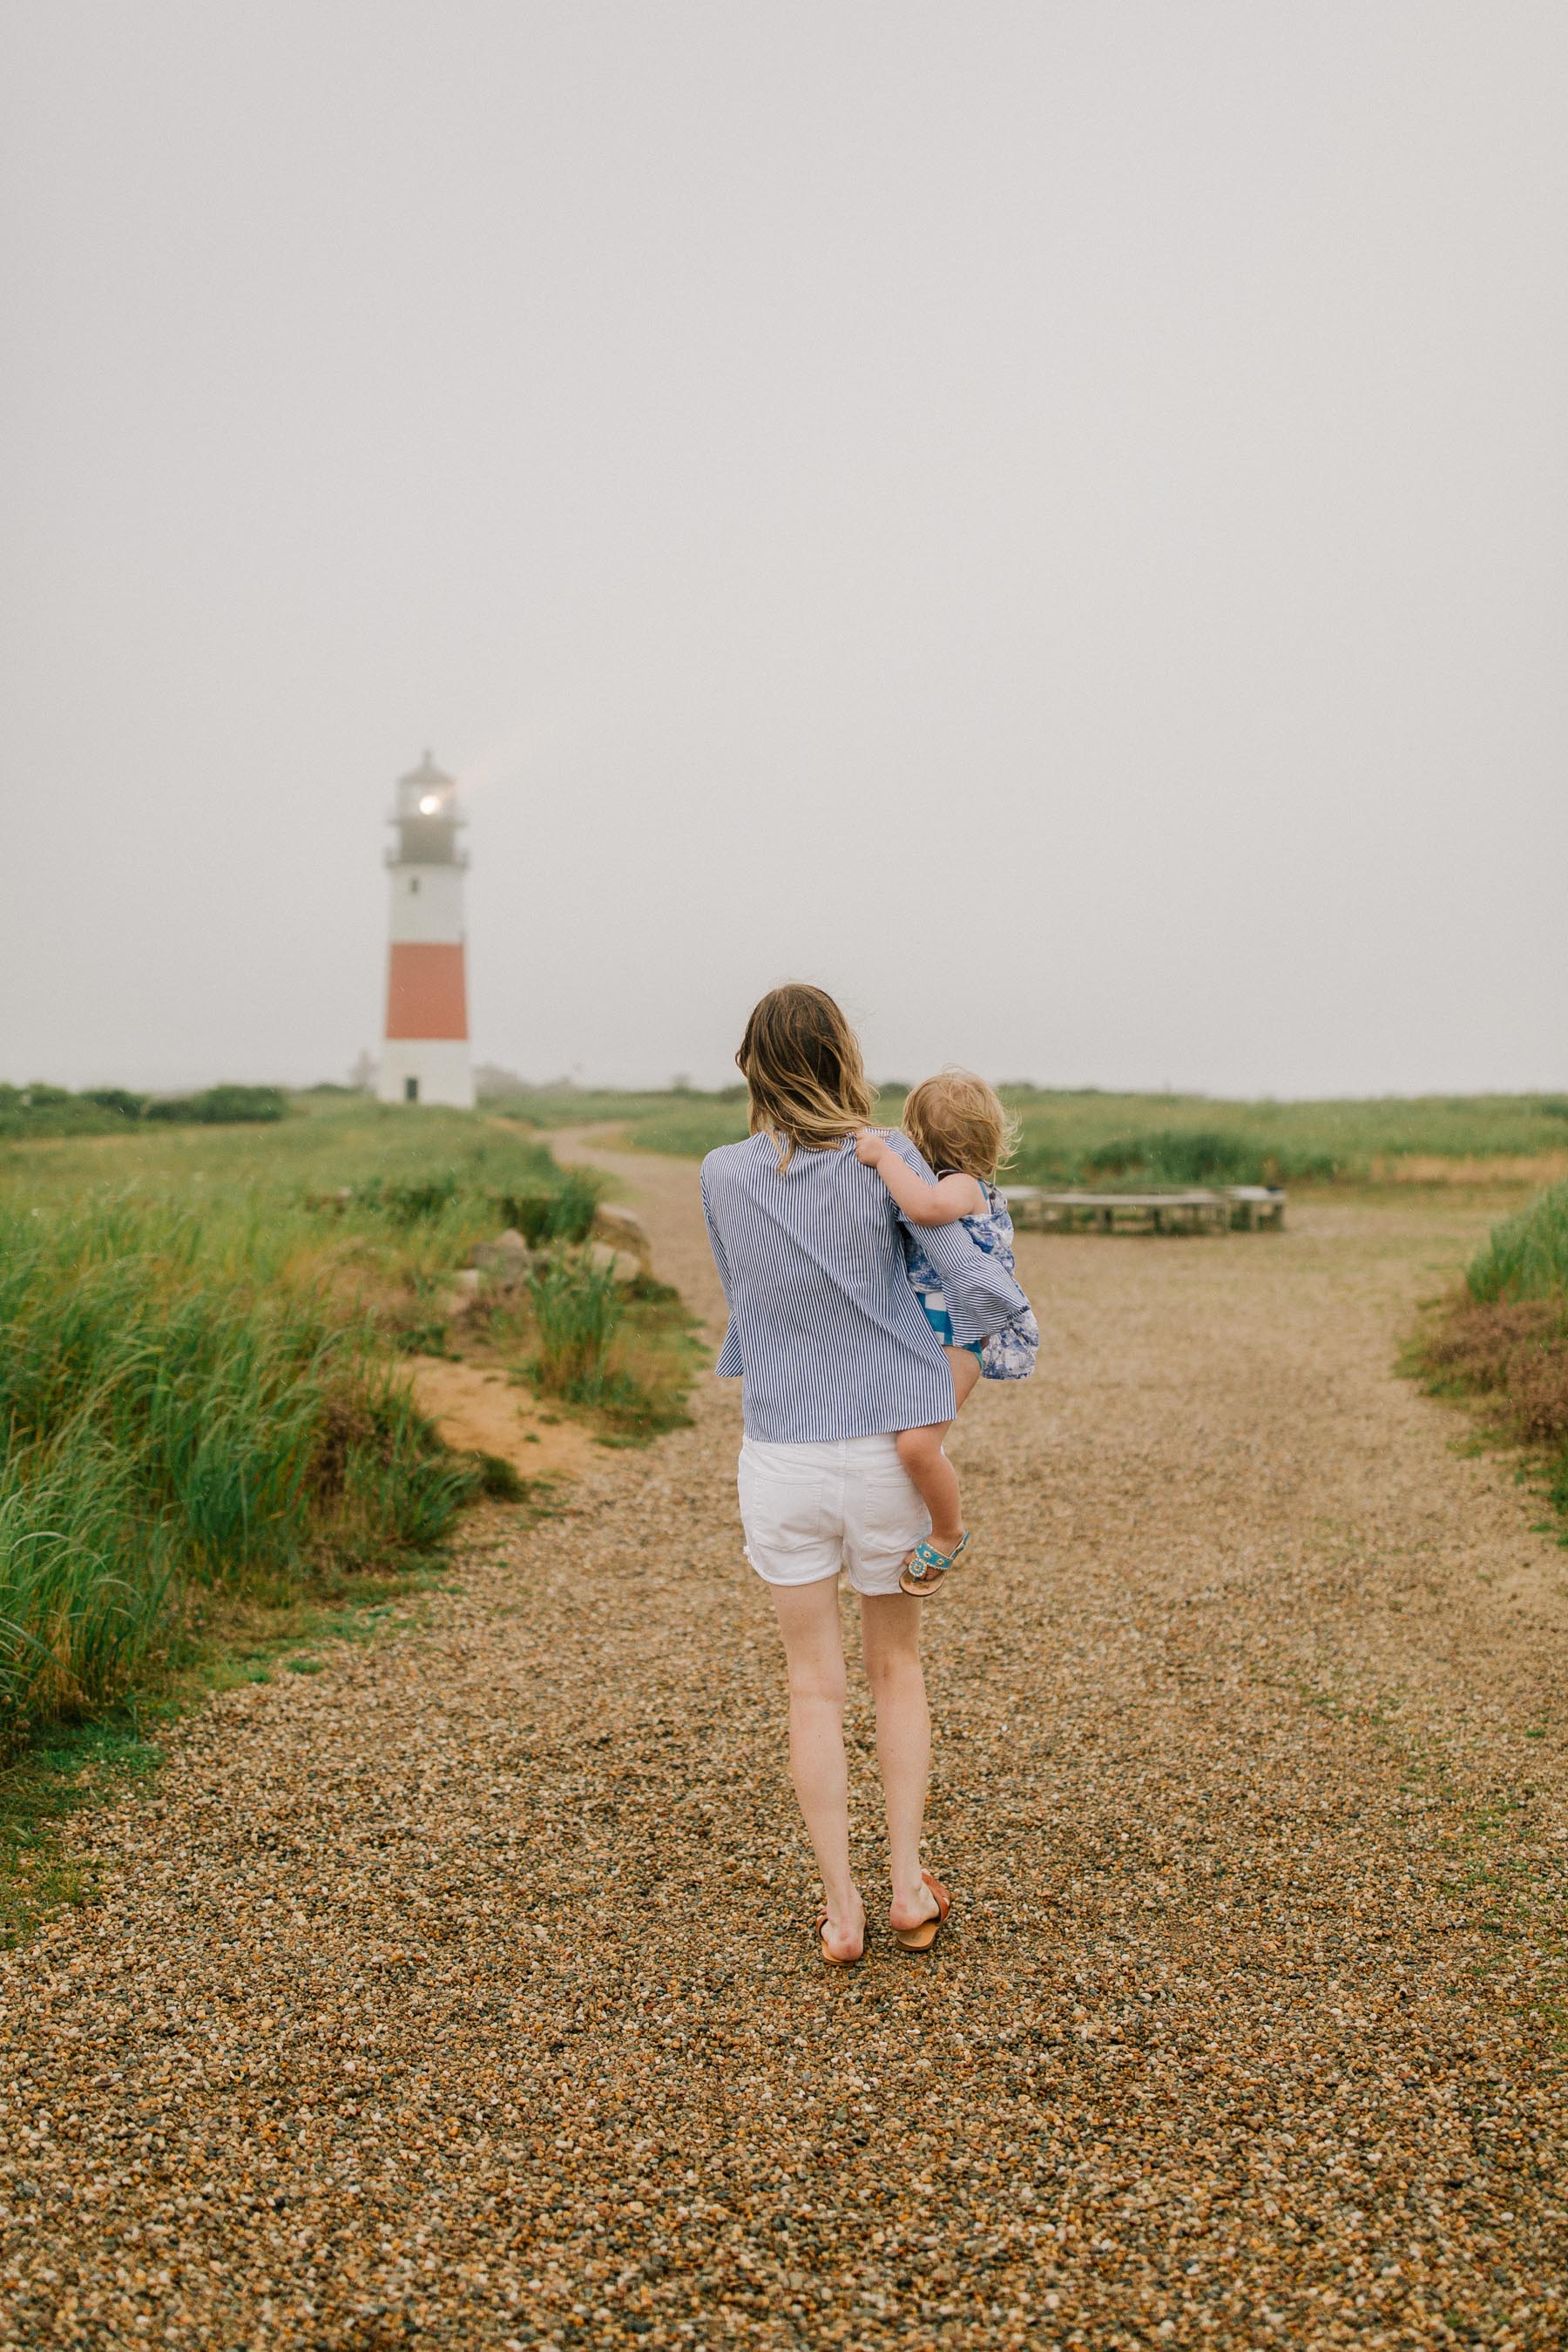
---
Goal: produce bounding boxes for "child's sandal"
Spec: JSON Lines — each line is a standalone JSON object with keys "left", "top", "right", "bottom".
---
{"left": 900, "top": 1531, "right": 970, "bottom": 1597}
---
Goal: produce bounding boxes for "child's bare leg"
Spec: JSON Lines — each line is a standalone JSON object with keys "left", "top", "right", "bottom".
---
{"left": 895, "top": 1349, "right": 982, "bottom": 1589}
{"left": 895, "top": 1422, "right": 963, "bottom": 1555}
{"left": 895, "top": 1350, "right": 980, "bottom": 1555}
{"left": 945, "top": 1346, "right": 982, "bottom": 1415}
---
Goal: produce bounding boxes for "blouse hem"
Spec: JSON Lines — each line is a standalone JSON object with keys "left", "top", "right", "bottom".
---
{"left": 739, "top": 1404, "right": 953, "bottom": 1445}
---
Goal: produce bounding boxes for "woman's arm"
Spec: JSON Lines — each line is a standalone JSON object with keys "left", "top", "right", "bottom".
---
{"left": 855, "top": 1131, "right": 984, "bottom": 1226}
{"left": 701, "top": 1157, "right": 744, "bottom": 1379}
{"left": 700, "top": 1159, "right": 733, "bottom": 1302}
{"left": 911, "top": 1213, "right": 1030, "bottom": 1345}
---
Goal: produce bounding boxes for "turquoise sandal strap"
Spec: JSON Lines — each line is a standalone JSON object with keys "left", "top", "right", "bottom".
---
{"left": 910, "top": 1532, "right": 969, "bottom": 1576}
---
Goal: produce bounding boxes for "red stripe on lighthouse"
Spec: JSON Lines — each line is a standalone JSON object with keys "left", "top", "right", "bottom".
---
{"left": 385, "top": 943, "right": 469, "bottom": 1040}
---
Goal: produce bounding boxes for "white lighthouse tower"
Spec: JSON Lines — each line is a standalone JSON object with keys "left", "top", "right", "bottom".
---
{"left": 376, "top": 752, "right": 476, "bottom": 1108}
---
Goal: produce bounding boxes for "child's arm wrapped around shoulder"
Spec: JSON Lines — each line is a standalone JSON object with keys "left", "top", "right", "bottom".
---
{"left": 855, "top": 1129, "right": 984, "bottom": 1227}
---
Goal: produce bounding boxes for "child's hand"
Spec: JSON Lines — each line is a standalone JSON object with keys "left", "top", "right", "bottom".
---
{"left": 855, "top": 1128, "right": 888, "bottom": 1167}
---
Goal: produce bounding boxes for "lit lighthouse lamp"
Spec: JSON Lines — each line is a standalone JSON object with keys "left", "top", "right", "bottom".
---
{"left": 375, "top": 752, "right": 476, "bottom": 1108}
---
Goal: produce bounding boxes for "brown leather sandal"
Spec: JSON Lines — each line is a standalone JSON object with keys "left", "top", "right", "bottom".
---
{"left": 893, "top": 1870, "right": 951, "bottom": 1954}
{"left": 816, "top": 1911, "right": 865, "bottom": 1967}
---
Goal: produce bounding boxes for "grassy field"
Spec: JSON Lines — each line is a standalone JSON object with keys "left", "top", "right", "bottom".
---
{"left": 1422, "top": 1181, "right": 1568, "bottom": 1531}
{"left": 0, "top": 1096, "right": 695, "bottom": 1777}
{"left": 494, "top": 1082, "right": 1568, "bottom": 1186}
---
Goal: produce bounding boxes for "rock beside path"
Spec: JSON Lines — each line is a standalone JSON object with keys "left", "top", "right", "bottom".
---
{"left": 470, "top": 1227, "right": 535, "bottom": 1289}
{"left": 591, "top": 1200, "right": 653, "bottom": 1271}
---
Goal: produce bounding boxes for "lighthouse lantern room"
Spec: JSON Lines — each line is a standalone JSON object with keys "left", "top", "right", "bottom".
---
{"left": 376, "top": 752, "right": 475, "bottom": 1108}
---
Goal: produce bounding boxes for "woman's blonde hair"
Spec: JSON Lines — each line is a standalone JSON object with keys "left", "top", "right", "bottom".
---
{"left": 902, "top": 1068, "right": 1017, "bottom": 1183}
{"left": 737, "top": 983, "right": 876, "bottom": 1170}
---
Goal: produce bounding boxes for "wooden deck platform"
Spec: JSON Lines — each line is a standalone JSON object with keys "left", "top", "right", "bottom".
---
{"left": 1003, "top": 1184, "right": 1287, "bottom": 1235}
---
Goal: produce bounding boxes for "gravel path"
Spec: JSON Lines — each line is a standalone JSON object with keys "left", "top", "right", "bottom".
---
{"left": 3, "top": 1151, "right": 1566, "bottom": 2350}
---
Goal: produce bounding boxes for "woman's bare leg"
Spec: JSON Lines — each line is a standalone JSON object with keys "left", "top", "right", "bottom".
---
{"left": 860, "top": 1592, "right": 941, "bottom": 1933}
{"left": 770, "top": 1578, "right": 864, "bottom": 1960}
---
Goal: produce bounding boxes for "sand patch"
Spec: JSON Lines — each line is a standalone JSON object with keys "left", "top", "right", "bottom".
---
{"left": 399, "top": 1354, "right": 596, "bottom": 1479}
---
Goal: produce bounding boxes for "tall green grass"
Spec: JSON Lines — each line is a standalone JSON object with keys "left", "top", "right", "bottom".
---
{"left": 0, "top": 1100, "right": 678, "bottom": 1750}
{"left": 520, "top": 1249, "right": 697, "bottom": 1440}
{"left": 1465, "top": 1181, "right": 1568, "bottom": 1305}
{"left": 0, "top": 1431, "right": 175, "bottom": 1732}
{"left": 0, "top": 1194, "right": 474, "bottom": 1747}
{"left": 528, "top": 1252, "right": 625, "bottom": 1402}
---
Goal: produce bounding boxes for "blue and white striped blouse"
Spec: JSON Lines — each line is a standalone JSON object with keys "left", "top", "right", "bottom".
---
{"left": 700, "top": 1132, "right": 1033, "bottom": 1443}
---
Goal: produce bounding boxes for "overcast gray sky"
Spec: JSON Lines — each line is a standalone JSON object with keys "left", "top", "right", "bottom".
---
{"left": 3, "top": 3, "right": 1564, "bottom": 1097}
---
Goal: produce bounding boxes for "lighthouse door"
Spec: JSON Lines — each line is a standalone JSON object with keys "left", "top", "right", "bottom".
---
{"left": 404, "top": 1077, "right": 419, "bottom": 1103}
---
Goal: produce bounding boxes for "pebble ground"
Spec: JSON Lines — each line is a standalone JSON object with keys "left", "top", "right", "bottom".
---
{"left": 3, "top": 1146, "right": 1566, "bottom": 2350}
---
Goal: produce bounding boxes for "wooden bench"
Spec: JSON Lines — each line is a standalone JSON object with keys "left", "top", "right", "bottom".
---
{"left": 1223, "top": 1185, "right": 1288, "bottom": 1232}
{"left": 1002, "top": 1186, "right": 1287, "bottom": 1235}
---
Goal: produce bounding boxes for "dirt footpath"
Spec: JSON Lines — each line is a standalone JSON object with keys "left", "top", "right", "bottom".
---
{"left": 3, "top": 1156, "right": 1565, "bottom": 2351}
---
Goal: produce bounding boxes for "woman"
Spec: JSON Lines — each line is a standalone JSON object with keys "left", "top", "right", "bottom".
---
{"left": 700, "top": 984, "right": 1031, "bottom": 1963}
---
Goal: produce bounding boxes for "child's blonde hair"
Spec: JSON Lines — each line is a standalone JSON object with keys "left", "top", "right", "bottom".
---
{"left": 902, "top": 1068, "right": 1017, "bottom": 1183}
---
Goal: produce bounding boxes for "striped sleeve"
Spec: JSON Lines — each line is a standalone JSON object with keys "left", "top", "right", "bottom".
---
{"left": 701, "top": 1160, "right": 744, "bottom": 1379}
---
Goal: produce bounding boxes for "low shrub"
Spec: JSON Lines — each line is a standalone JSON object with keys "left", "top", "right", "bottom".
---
{"left": 1419, "top": 1181, "right": 1568, "bottom": 1534}
{"left": 493, "top": 1168, "right": 599, "bottom": 1247}
{"left": 0, "top": 1082, "right": 284, "bottom": 1140}
{"left": 1014, "top": 1127, "right": 1339, "bottom": 1189}
{"left": 144, "top": 1085, "right": 288, "bottom": 1126}
{"left": 494, "top": 1193, "right": 561, "bottom": 1247}
{"left": 362, "top": 1173, "right": 462, "bottom": 1222}
{"left": 466, "top": 1450, "right": 529, "bottom": 1501}
{"left": 1082, "top": 1129, "right": 1274, "bottom": 1186}
{"left": 1424, "top": 1300, "right": 1568, "bottom": 1442}
{"left": 80, "top": 1089, "right": 146, "bottom": 1119}
{"left": 314, "top": 1162, "right": 599, "bottom": 1243}
{"left": 0, "top": 1088, "right": 134, "bottom": 1142}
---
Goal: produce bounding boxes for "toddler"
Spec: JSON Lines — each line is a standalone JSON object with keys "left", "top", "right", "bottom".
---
{"left": 856, "top": 1070, "right": 1038, "bottom": 1594}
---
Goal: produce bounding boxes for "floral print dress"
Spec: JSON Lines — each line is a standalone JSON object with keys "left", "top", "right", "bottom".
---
{"left": 904, "top": 1181, "right": 1040, "bottom": 1381}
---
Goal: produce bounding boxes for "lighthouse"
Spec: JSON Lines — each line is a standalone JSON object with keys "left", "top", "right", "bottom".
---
{"left": 376, "top": 752, "right": 476, "bottom": 1108}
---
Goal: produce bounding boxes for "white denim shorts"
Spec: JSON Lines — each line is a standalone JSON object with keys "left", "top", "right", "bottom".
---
{"left": 737, "top": 1434, "right": 930, "bottom": 1596}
